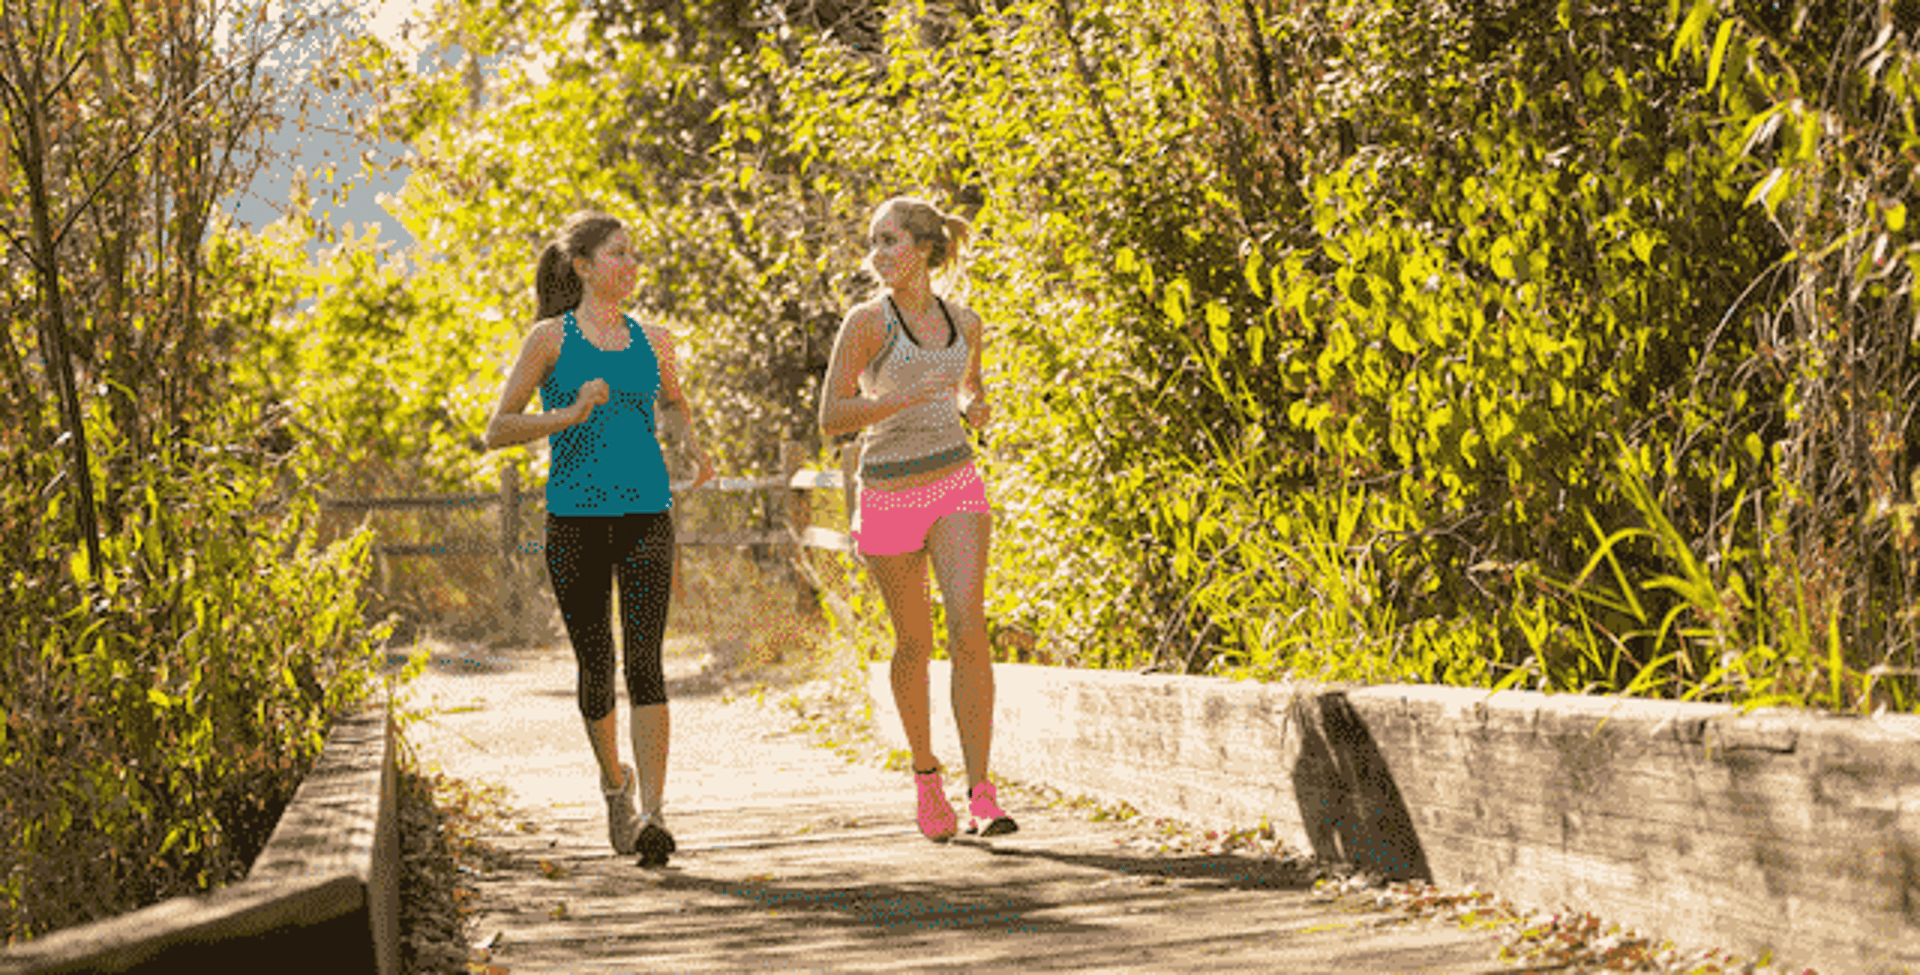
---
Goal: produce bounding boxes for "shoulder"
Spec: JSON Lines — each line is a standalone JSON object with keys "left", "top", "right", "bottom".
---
{"left": 941, "top": 298, "right": 984, "bottom": 339}
{"left": 641, "top": 321, "right": 677, "bottom": 355}
{"left": 524, "top": 316, "right": 567, "bottom": 358}
{"left": 846, "top": 296, "right": 888, "bottom": 328}
{"left": 837, "top": 297, "right": 889, "bottom": 345}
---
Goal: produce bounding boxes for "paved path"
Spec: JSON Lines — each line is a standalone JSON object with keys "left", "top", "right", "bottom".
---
{"left": 400, "top": 639, "right": 1519, "bottom": 973}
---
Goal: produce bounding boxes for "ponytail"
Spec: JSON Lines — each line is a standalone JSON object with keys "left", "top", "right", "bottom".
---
{"left": 535, "top": 242, "right": 583, "bottom": 319}
{"left": 936, "top": 213, "right": 972, "bottom": 270}
{"left": 533, "top": 209, "right": 627, "bottom": 320}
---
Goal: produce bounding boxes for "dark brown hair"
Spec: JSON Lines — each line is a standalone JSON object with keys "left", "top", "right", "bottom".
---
{"left": 535, "top": 210, "right": 626, "bottom": 319}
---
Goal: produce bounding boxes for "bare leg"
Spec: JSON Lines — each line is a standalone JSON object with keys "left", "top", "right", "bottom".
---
{"left": 584, "top": 709, "right": 625, "bottom": 790}
{"left": 926, "top": 511, "right": 994, "bottom": 789}
{"left": 631, "top": 703, "right": 669, "bottom": 816}
{"left": 867, "top": 549, "right": 938, "bottom": 771}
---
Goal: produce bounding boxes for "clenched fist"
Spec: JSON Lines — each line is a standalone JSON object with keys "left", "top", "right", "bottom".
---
{"left": 569, "top": 378, "right": 611, "bottom": 425}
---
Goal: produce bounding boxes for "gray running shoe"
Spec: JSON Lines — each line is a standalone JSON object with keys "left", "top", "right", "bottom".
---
{"left": 603, "top": 763, "right": 640, "bottom": 855}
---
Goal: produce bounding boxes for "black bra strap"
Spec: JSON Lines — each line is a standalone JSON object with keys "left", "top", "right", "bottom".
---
{"left": 935, "top": 297, "right": 957, "bottom": 348}
{"left": 885, "top": 295, "right": 959, "bottom": 349}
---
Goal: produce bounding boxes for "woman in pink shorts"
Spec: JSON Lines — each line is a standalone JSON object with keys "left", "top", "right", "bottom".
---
{"left": 816, "top": 196, "right": 1015, "bottom": 841}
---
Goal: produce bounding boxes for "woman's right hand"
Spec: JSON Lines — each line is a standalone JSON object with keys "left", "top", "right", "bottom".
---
{"left": 570, "top": 378, "right": 611, "bottom": 425}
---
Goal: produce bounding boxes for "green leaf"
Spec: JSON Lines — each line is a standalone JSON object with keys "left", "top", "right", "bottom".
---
{"left": 1490, "top": 237, "right": 1517, "bottom": 279}
{"left": 1206, "top": 301, "right": 1231, "bottom": 356}
{"left": 1672, "top": 0, "right": 1714, "bottom": 62}
{"left": 1163, "top": 278, "right": 1190, "bottom": 329}
{"left": 1705, "top": 19, "right": 1735, "bottom": 91}
{"left": 1389, "top": 319, "right": 1418, "bottom": 354}
{"left": 1631, "top": 230, "right": 1654, "bottom": 264}
{"left": 1745, "top": 168, "right": 1788, "bottom": 214}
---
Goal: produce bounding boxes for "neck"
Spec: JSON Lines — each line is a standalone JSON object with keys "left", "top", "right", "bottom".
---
{"left": 890, "top": 277, "right": 937, "bottom": 315}
{"left": 575, "top": 294, "right": 621, "bottom": 333}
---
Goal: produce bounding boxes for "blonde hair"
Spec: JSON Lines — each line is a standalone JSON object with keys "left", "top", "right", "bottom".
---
{"left": 874, "top": 196, "right": 971, "bottom": 292}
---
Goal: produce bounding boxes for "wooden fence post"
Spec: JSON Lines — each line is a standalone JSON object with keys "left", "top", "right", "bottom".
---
{"left": 499, "top": 466, "right": 521, "bottom": 638}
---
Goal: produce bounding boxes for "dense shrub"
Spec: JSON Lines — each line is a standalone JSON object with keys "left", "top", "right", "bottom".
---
{"left": 0, "top": 0, "right": 396, "bottom": 937}
{"left": 0, "top": 387, "right": 391, "bottom": 940}
{"left": 329, "top": 0, "right": 1920, "bottom": 712}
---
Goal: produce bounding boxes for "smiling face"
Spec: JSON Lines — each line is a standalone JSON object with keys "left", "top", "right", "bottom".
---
{"left": 575, "top": 229, "right": 639, "bottom": 301}
{"left": 866, "top": 205, "right": 932, "bottom": 288}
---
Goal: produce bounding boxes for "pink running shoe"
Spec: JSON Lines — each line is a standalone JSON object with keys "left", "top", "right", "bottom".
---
{"left": 967, "top": 781, "right": 1019, "bottom": 837}
{"left": 914, "top": 768, "right": 957, "bottom": 841}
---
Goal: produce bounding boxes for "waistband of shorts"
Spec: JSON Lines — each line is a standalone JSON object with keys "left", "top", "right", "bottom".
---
{"left": 860, "top": 442, "right": 975, "bottom": 481}
{"left": 858, "top": 462, "right": 982, "bottom": 503}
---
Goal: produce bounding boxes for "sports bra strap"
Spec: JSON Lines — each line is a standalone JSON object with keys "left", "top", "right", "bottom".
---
{"left": 884, "top": 295, "right": 958, "bottom": 349}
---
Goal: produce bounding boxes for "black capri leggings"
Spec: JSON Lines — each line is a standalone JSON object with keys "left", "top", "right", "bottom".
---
{"left": 545, "top": 512, "right": 676, "bottom": 718}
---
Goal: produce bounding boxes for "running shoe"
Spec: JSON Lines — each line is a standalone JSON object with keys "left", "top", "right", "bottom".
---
{"left": 915, "top": 767, "right": 958, "bottom": 841}
{"left": 603, "top": 763, "right": 640, "bottom": 855}
{"left": 966, "top": 780, "right": 1018, "bottom": 837}
{"left": 636, "top": 813, "right": 676, "bottom": 868}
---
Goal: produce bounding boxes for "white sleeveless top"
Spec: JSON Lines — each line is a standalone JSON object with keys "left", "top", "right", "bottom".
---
{"left": 858, "top": 296, "right": 973, "bottom": 482}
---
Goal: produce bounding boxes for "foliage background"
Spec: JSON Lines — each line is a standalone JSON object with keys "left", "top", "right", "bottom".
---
{"left": 326, "top": 0, "right": 1920, "bottom": 714}
{"left": 0, "top": 0, "right": 394, "bottom": 941}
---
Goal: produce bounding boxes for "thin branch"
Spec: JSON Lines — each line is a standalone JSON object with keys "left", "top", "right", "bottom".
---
{"left": 41, "top": 21, "right": 298, "bottom": 254}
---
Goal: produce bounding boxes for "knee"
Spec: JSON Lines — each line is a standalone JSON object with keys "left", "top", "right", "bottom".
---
{"left": 579, "top": 682, "right": 615, "bottom": 722}
{"left": 629, "top": 670, "right": 668, "bottom": 708}
{"left": 891, "top": 641, "right": 934, "bottom": 670}
{"left": 893, "top": 627, "right": 938, "bottom": 657}
{"left": 946, "top": 617, "right": 990, "bottom": 657}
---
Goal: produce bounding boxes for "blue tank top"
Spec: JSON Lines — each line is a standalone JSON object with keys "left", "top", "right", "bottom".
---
{"left": 540, "top": 309, "right": 672, "bottom": 515}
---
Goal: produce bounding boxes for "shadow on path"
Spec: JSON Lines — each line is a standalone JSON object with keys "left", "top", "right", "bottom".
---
{"left": 970, "top": 843, "right": 1316, "bottom": 892}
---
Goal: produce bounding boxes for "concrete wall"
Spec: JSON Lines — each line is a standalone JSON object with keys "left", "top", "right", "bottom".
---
{"left": 867, "top": 660, "right": 1920, "bottom": 975}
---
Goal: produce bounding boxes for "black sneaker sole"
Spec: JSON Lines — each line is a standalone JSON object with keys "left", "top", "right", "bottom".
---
{"left": 636, "top": 823, "right": 676, "bottom": 868}
{"left": 967, "top": 817, "right": 1018, "bottom": 837}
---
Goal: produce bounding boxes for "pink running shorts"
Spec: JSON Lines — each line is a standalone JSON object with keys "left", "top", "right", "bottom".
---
{"left": 852, "top": 463, "right": 991, "bottom": 556}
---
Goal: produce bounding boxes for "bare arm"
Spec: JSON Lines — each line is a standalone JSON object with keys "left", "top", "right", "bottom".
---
{"left": 647, "top": 325, "right": 713, "bottom": 489}
{"left": 957, "top": 304, "right": 990, "bottom": 430}
{"left": 483, "top": 320, "right": 602, "bottom": 450}
{"left": 817, "top": 302, "right": 946, "bottom": 439}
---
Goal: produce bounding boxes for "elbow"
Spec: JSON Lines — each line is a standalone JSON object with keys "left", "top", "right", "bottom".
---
{"left": 482, "top": 417, "right": 508, "bottom": 451}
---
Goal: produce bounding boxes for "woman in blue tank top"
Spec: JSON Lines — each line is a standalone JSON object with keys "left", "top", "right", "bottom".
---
{"left": 483, "top": 210, "right": 712, "bottom": 868}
